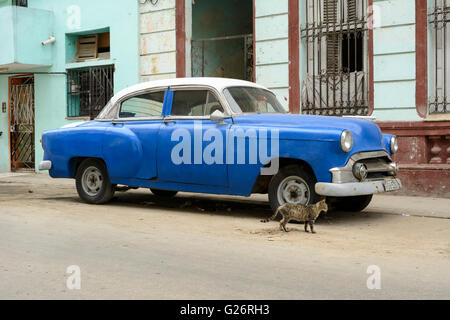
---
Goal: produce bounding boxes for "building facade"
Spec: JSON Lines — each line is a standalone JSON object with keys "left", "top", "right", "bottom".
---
{"left": 0, "top": 0, "right": 449, "bottom": 197}
{"left": 0, "top": 0, "right": 140, "bottom": 173}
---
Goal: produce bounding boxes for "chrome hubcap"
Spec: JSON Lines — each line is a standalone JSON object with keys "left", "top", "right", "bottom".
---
{"left": 81, "top": 166, "right": 103, "bottom": 197}
{"left": 277, "top": 176, "right": 310, "bottom": 205}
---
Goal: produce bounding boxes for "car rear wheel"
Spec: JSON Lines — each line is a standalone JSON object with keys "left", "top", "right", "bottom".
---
{"left": 332, "top": 195, "right": 373, "bottom": 212}
{"left": 268, "top": 165, "right": 319, "bottom": 212}
{"left": 150, "top": 189, "right": 178, "bottom": 198}
{"left": 75, "top": 159, "right": 115, "bottom": 204}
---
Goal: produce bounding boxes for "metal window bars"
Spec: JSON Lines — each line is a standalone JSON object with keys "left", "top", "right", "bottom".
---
{"left": 300, "top": 0, "right": 369, "bottom": 116}
{"left": 429, "top": 0, "right": 450, "bottom": 114}
{"left": 67, "top": 65, "right": 114, "bottom": 119}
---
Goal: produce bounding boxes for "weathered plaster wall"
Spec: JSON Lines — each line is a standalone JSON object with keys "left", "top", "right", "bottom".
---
{"left": 372, "top": 0, "right": 421, "bottom": 121}
{"left": 254, "top": 0, "right": 290, "bottom": 110}
{"left": 139, "top": 0, "right": 177, "bottom": 82}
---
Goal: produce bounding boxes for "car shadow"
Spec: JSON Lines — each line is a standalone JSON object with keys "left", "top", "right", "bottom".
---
{"left": 108, "top": 191, "right": 273, "bottom": 219}
{"left": 38, "top": 190, "right": 390, "bottom": 224}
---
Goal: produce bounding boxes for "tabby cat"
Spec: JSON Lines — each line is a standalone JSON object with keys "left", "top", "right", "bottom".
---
{"left": 261, "top": 199, "right": 328, "bottom": 233}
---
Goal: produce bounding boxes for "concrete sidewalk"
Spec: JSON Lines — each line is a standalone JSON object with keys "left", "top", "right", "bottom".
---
{"left": 369, "top": 195, "right": 450, "bottom": 219}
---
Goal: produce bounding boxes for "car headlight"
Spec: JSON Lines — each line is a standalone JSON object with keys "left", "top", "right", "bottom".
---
{"left": 390, "top": 135, "right": 399, "bottom": 154}
{"left": 340, "top": 130, "right": 353, "bottom": 153}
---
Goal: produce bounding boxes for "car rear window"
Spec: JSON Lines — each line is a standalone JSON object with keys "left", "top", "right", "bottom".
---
{"left": 119, "top": 91, "right": 165, "bottom": 118}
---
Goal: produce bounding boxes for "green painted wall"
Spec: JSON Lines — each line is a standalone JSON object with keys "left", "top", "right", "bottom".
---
{"left": 0, "top": 0, "right": 139, "bottom": 172}
{"left": 0, "top": 6, "right": 54, "bottom": 67}
{"left": 0, "top": 0, "right": 12, "bottom": 8}
{"left": 255, "top": 0, "right": 289, "bottom": 110}
{"left": 372, "top": 0, "right": 421, "bottom": 121}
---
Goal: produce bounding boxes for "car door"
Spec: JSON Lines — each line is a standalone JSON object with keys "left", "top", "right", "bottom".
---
{"left": 103, "top": 88, "right": 167, "bottom": 179}
{"left": 156, "top": 87, "right": 230, "bottom": 187}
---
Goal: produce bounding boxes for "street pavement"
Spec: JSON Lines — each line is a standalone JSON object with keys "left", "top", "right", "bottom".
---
{"left": 0, "top": 173, "right": 449, "bottom": 299}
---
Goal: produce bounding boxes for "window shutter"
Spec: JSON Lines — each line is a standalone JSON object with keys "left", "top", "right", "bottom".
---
{"left": 76, "top": 35, "right": 99, "bottom": 62}
{"left": 347, "top": 0, "right": 357, "bottom": 22}
{"left": 324, "top": 0, "right": 339, "bottom": 74}
{"left": 323, "top": 0, "right": 337, "bottom": 24}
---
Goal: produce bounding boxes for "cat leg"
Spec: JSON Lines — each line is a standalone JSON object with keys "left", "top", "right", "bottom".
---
{"left": 279, "top": 218, "right": 285, "bottom": 231}
{"left": 304, "top": 221, "right": 309, "bottom": 233}
{"left": 280, "top": 219, "right": 289, "bottom": 232}
{"left": 309, "top": 220, "right": 316, "bottom": 234}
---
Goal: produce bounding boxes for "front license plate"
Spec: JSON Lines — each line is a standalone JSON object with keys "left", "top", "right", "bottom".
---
{"left": 384, "top": 179, "right": 400, "bottom": 192}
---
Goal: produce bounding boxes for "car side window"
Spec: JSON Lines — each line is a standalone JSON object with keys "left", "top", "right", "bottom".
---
{"left": 171, "top": 90, "right": 224, "bottom": 117}
{"left": 119, "top": 91, "right": 165, "bottom": 118}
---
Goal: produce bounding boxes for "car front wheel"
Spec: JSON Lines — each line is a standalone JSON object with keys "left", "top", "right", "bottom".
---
{"left": 75, "top": 159, "right": 115, "bottom": 204}
{"left": 332, "top": 195, "right": 373, "bottom": 212}
{"left": 268, "top": 165, "right": 319, "bottom": 212}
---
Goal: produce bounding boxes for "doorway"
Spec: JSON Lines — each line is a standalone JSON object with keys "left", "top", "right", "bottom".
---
{"left": 191, "top": 0, "right": 253, "bottom": 81}
{"left": 9, "top": 75, "right": 35, "bottom": 171}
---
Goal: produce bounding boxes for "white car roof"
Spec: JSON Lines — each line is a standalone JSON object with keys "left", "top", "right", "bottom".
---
{"left": 110, "top": 77, "right": 267, "bottom": 104}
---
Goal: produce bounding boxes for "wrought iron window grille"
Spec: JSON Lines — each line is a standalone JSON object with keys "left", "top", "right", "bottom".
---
{"left": 301, "top": 0, "right": 369, "bottom": 116}
{"left": 429, "top": 0, "right": 450, "bottom": 114}
{"left": 67, "top": 65, "right": 114, "bottom": 119}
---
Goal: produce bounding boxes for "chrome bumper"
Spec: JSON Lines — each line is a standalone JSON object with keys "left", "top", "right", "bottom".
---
{"left": 38, "top": 160, "right": 52, "bottom": 171}
{"left": 315, "top": 178, "right": 402, "bottom": 197}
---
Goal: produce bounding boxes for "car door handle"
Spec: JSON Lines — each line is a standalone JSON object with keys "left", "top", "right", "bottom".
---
{"left": 163, "top": 119, "right": 176, "bottom": 125}
{"left": 112, "top": 122, "right": 124, "bottom": 127}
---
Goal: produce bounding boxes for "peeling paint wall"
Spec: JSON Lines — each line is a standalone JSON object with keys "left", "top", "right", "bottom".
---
{"left": 254, "top": 0, "right": 290, "bottom": 110}
{"left": 139, "top": 0, "right": 177, "bottom": 82}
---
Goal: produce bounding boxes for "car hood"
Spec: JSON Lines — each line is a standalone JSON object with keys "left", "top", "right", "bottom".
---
{"left": 231, "top": 113, "right": 386, "bottom": 153}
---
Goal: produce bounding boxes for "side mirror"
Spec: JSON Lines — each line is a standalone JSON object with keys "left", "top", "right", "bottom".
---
{"left": 210, "top": 110, "right": 227, "bottom": 124}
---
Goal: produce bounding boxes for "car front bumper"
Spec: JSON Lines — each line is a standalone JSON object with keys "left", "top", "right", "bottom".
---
{"left": 315, "top": 178, "right": 402, "bottom": 197}
{"left": 39, "top": 160, "right": 52, "bottom": 171}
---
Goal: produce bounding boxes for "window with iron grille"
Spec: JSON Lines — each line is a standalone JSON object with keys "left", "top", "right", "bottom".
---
{"left": 67, "top": 65, "right": 114, "bottom": 119}
{"left": 429, "top": 0, "right": 450, "bottom": 114}
{"left": 301, "top": 0, "right": 369, "bottom": 116}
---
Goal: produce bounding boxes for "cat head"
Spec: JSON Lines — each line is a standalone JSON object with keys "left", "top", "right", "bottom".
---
{"left": 316, "top": 198, "right": 328, "bottom": 213}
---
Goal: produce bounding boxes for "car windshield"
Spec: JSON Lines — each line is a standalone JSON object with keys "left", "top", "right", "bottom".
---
{"left": 224, "top": 86, "right": 287, "bottom": 114}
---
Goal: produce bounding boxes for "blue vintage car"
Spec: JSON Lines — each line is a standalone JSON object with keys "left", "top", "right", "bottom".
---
{"left": 39, "top": 78, "right": 401, "bottom": 212}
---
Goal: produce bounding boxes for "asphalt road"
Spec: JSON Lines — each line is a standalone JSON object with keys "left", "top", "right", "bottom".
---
{"left": 0, "top": 174, "right": 449, "bottom": 299}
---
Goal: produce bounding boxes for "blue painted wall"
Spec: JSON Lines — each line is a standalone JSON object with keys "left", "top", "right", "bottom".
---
{"left": 0, "top": 0, "right": 139, "bottom": 172}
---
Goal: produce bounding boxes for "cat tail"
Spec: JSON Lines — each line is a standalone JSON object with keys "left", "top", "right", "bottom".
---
{"left": 261, "top": 206, "right": 282, "bottom": 223}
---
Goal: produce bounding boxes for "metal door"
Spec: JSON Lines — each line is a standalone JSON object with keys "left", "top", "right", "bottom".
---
{"left": 9, "top": 76, "right": 35, "bottom": 171}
